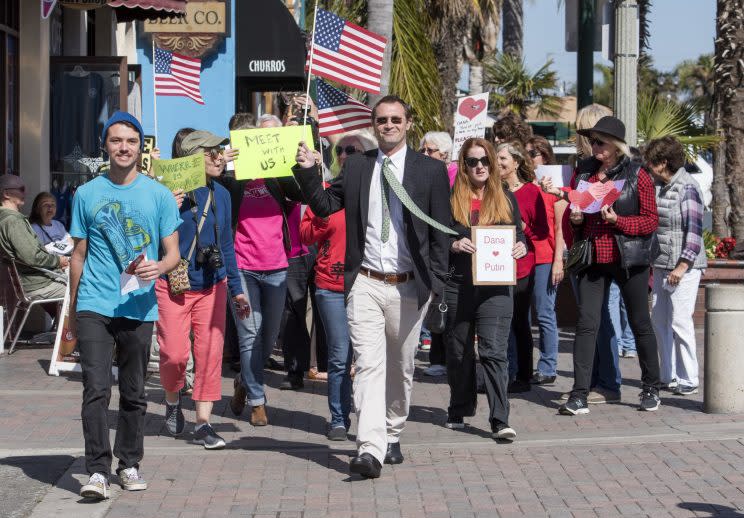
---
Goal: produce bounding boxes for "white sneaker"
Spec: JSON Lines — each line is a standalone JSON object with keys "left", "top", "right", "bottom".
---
{"left": 80, "top": 473, "right": 109, "bottom": 500}
{"left": 424, "top": 364, "right": 446, "bottom": 376}
{"left": 118, "top": 467, "right": 148, "bottom": 491}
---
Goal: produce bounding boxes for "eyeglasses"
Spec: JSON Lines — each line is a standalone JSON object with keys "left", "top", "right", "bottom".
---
{"left": 335, "top": 145, "right": 359, "bottom": 156}
{"left": 4, "top": 186, "right": 25, "bottom": 193}
{"left": 464, "top": 156, "right": 490, "bottom": 168}
{"left": 589, "top": 137, "right": 606, "bottom": 147}
{"left": 419, "top": 146, "right": 440, "bottom": 156}
{"left": 375, "top": 116, "right": 404, "bottom": 125}
{"left": 527, "top": 149, "right": 541, "bottom": 158}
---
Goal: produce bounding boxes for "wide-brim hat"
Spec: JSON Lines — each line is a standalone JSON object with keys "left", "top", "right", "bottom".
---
{"left": 181, "top": 130, "right": 229, "bottom": 156}
{"left": 576, "top": 115, "right": 626, "bottom": 143}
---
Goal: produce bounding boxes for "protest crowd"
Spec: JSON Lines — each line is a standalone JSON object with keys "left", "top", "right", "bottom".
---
{"left": 0, "top": 8, "right": 708, "bottom": 504}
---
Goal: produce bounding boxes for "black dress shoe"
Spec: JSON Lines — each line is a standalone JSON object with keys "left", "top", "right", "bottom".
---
{"left": 384, "top": 442, "right": 404, "bottom": 464}
{"left": 530, "top": 373, "right": 557, "bottom": 385}
{"left": 508, "top": 379, "right": 531, "bottom": 393}
{"left": 349, "top": 453, "right": 381, "bottom": 478}
{"left": 279, "top": 374, "right": 304, "bottom": 390}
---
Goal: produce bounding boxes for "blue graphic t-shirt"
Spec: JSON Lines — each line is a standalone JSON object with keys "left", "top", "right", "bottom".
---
{"left": 70, "top": 174, "right": 181, "bottom": 321}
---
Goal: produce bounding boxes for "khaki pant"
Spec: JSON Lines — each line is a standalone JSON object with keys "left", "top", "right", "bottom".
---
{"left": 346, "top": 274, "right": 429, "bottom": 463}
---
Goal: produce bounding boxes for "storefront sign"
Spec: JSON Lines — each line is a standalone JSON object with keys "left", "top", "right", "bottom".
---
{"left": 59, "top": 0, "right": 107, "bottom": 9}
{"left": 144, "top": 1, "right": 226, "bottom": 34}
{"left": 230, "top": 126, "right": 315, "bottom": 181}
{"left": 152, "top": 153, "right": 206, "bottom": 192}
{"left": 471, "top": 225, "right": 517, "bottom": 286}
{"left": 140, "top": 135, "right": 156, "bottom": 175}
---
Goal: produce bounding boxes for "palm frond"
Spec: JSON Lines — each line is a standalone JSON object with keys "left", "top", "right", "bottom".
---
{"left": 391, "top": 0, "right": 444, "bottom": 142}
{"left": 483, "top": 53, "right": 560, "bottom": 118}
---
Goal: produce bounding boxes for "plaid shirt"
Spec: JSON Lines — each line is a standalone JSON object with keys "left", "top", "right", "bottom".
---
{"left": 574, "top": 168, "right": 658, "bottom": 264}
{"left": 679, "top": 184, "right": 704, "bottom": 264}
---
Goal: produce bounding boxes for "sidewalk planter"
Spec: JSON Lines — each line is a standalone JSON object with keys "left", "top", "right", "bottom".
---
{"left": 694, "top": 260, "right": 744, "bottom": 326}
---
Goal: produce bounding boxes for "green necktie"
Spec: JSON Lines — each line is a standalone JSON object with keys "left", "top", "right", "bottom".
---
{"left": 380, "top": 157, "right": 457, "bottom": 242}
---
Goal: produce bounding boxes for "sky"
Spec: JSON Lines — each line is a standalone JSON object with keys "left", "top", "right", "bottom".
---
{"left": 518, "top": 0, "right": 716, "bottom": 90}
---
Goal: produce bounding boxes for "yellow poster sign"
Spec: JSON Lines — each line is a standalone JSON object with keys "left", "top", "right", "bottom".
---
{"left": 230, "top": 126, "right": 315, "bottom": 181}
{"left": 152, "top": 153, "right": 206, "bottom": 192}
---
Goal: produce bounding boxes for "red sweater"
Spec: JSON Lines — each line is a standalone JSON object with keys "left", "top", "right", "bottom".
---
{"left": 300, "top": 205, "right": 346, "bottom": 292}
{"left": 513, "top": 182, "right": 549, "bottom": 279}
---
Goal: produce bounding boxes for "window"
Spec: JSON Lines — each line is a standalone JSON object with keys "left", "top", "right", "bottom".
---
{"left": 0, "top": 0, "right": 19, "bottom": 176}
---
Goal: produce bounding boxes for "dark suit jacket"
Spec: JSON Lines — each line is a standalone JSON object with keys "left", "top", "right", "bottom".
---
{"left": 292, "top": 146, "right": 452, "bottom": 308}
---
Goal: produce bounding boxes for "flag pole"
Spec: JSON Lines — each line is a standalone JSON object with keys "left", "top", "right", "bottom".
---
{"left": 151, "top": 39, "right": 159, "bottom": 145}
{"left": 302, "top": 2, "right": 319, "bottom": 132}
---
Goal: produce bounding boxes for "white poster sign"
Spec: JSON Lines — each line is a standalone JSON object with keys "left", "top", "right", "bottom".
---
{"left": 471, "top": 225, "right": 517, "bottom": 285}
{"left": 452, "top": 93, "right": 490, "bottom": 161}
{"left": 535, "top": 164, "right": 572, "bottom": 189}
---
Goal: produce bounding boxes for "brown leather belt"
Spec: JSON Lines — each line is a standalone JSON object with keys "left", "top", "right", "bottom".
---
{"left": 359, "top": 267, "right": 414, "bottom": 284}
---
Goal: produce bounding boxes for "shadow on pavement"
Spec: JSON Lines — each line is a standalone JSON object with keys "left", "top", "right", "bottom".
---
{"left": 0, "top": 455, "right": 76, "bottom": 516}
{"left": 234, "top": 437, "right": 355, "bottom": 477}
{"left": 678, "top": 502, "right": 744, "bottom": 517}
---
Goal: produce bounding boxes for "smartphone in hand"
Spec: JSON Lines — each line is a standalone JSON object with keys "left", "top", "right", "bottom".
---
{"left": 125, "top": 253, "right": 145, "bottom": 275}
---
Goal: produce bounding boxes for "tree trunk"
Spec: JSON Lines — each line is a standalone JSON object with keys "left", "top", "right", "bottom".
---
{"left": 367, "top": 0, "right": 395, "bottom": 105}
{"left": 714, "top": 0, "right": 744, "bottom": 240}
{"left": 469, "top": 62, "right": 483, "bottom": 95}
{"left": 502, "top": 0, "right": 523, "bottom": 59}
{"left": 712, "top": 98, "right": 730, "bottom": 236}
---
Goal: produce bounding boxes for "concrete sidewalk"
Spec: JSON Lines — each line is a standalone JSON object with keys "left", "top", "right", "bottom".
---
{"left": 1, "top": 329, "right": 743, "bottom": 517}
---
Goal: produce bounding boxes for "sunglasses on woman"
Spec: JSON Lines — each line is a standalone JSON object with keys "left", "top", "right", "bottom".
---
{"left": 464, "top": 156, "right": 490, "bottom": 168}
{"left": 419, "top": 146, "right": 439, "bottom": 156}
{"left": 205, "top": 148, "right": 223, "bottom": 160}
{"left": 335, "top": 145, "right": 358, "bottom": 156}
{"left": 589, "top": 137, "right": 606, "bottom": 147}
{"left": 527, "top": 149, "right": 541, "bottom": 158}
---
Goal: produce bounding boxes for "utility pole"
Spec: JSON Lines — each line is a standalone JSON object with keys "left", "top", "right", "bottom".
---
{"left": 576, "top": 0, "right": 595, "bottom": 108}
{"left": 613, "top": 0, "right": 638, "bottom": 146}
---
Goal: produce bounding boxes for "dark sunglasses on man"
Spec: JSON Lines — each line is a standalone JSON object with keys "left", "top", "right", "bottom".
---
{"left": 375, "top": 116, "right": 404, "bottom": 125}
{"left": 335, "top": 145, "right": 359, "bottom": 156}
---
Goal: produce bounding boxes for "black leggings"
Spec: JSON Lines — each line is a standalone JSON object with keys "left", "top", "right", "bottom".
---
{"left": 571, "top": 263, "right": 660, "bottom": 398}
{"left": 512, "top": 273, "right": 535, "bottom": 383}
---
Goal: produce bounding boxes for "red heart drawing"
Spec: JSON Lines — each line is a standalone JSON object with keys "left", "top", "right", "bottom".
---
{"left": 458, "top": 97, "right": 487, "bottom": 121}
{"left": 492, "top": 250, "right": 500, "bottom": 257}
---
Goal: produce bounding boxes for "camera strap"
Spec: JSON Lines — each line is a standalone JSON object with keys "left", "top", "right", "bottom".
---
{"left": 187, "top": 190, "right": 212, "bottom": 262}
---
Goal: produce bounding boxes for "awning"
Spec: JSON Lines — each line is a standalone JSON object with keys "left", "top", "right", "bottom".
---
{"left": 108, "top": 0, "right": 187, "bottom": 22}
{"left": 236, "top": 0, "right": 307, "bottom": 91}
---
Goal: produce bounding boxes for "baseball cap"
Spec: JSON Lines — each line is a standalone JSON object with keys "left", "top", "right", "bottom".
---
{"left": 180, "top": 130, "right": 229, "bottom": 156}
{"left": 101, "top": 111, "right": 145, "bottom": 150}
{"left": 0, "top": 174, "right": 25, "bottom": 192}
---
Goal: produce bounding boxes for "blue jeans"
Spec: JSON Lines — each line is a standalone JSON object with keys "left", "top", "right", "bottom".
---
{"left": 608, "top": 281, "right": 636, "bottom": 354}
{"left": 235, "top": 269, "right": 287, "bottom": 406}
{"left": 591, "top": 282, "right": 622, "bottom": 392}
{"left": 532, "top": 263, "right": 559, "bottom": 377}
{"left": 314, "top": 288, "right": 352, "bottom": 429}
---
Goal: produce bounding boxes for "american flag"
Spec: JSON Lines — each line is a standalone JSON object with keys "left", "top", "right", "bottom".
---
{"left": 309, "top": 9, "right": 387, "bottom": 94}
{"left": 316, "top": 79, "right": 372, "bottom": 136}
{"left": 154, "top": 47, "right": 204, "bottom": 104}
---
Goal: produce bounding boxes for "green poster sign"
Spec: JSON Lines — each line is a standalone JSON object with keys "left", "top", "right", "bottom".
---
{"left": 152, "top": 153, "right": 206, "bottom": 192}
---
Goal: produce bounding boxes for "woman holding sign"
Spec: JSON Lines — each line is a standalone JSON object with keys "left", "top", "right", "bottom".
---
{"left": 496, "top": 142, "right": 549, "bottom": 394}
{"left": 156, "top": 130, "right": 249, "bottom": 450}
{"left": 542, "top": 116, "right": 661, "bottom": 415}
{"left": 444, "top": 137, "right": 527, "bottom": 441}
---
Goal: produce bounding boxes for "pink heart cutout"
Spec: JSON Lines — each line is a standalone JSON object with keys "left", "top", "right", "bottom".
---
{"left": 587, "top": 181, "right": 615, "bottom": 201}
{"left": 458, "top": 98, "right": 487, "bottom": 121}
{"left": 492, "top": 250, "right": 500, "bottom": 257}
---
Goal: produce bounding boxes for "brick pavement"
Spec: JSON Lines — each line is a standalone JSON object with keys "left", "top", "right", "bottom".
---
{"left": 1, "top": 330, "right": 744, "bottom": 517}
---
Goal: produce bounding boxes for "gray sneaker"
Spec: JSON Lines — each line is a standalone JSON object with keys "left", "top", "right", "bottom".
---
{"left": 118, "top": 467, "right": 148, "bottom": 491}
{"left": 80, "top": 473, "right": 109, "bottom": 500}
{"left": 193, "top": 423, "right": 226, "bottom": 450}
{"left": 587, "top": 387, "right": 621, "bottom": 404}
{"left": 165, "top": 398, "right": 185, "bottom": 436}
{"left": 327, "top": 426, "right": 348, "bottom": 441}
{"left": 673, "top": 385, "right": 699, "bottom": 396}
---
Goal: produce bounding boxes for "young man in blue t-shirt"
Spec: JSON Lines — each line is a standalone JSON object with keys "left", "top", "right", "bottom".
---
{"left": 69, "top": 112, "right": 181, "bottom": 500}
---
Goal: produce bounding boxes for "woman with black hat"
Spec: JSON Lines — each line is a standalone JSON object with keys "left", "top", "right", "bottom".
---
{"left": 541, "top": 116, "right": 662, "bottom": 415}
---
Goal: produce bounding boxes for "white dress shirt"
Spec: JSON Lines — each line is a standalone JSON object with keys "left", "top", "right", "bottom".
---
{"left": 361, "top": 146, "right": 414, "bottom": 274}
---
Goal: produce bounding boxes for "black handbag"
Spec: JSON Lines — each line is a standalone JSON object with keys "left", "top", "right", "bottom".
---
{"left": 565, "top": 239, "right": 593, "bottom": 274}
{"left": 424, "top": 294, "right": 448, "bottom": 334}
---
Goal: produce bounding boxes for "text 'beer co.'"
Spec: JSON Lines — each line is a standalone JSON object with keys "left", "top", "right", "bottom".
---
{"left": 143, "top": 1, "right": 226, "bottom": 34}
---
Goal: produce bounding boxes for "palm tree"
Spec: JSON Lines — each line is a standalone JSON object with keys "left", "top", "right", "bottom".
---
{"left": 676, "top": 54, "right": 715, "bottom": 131}
{"left": 502, "top": 0, "right": 523, "bottom": 59}
{"left": 483, "top": 53, "right": 561, "bottom": 119}
{"left": 712, "top": 0, "right": 744, "bottom": 239}
{"left": 367, "top": 0, "right": 395, "bottom": 104}
{"left": 593, "top": 63, "right": 614, "bottom": 108}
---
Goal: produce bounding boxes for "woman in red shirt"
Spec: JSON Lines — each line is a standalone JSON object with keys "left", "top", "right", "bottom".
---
{"left": 496, "top": 142, "right": 549, "bottom": 393}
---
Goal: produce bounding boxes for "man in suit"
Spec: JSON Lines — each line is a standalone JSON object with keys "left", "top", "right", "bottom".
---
{"left": 294, "top": 95, "right": 451, "bottom": 478}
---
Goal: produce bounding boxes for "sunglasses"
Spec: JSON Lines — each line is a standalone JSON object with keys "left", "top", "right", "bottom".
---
{"left": 527, "top": 149, "right": 541, "bottom": 158}
{"left": 4, "top": 186, "right": 25, "bottom": 193}
{"left": 335, "top": 145, "right": 359, "bottom": 156}
{"left": 589, "top": 137, "right": 606, "bottom": 147}
{"left": 419, "top": 146, "right": 440, "bottom": 156}
{"left": 204, "top": 148, "right": 224, "bottom": 160}
{"left": 464, "top": 156, "right": 490, "bottom": 168}
{"left": 375, "top": 116, "right": 404, "bottom": 125}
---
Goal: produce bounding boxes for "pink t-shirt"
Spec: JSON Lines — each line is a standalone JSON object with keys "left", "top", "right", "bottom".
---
{"left": 234, "top": 179, "right": 288, "bottom": 271}
{"left": 287, "top": 201, "right": 309, "bottom": 259}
